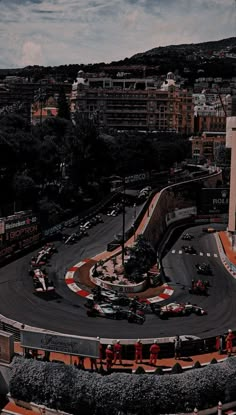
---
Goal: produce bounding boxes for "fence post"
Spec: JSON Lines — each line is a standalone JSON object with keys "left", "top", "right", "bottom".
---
{"left": 217, "top": 401, "right": 222, "bottom": 415}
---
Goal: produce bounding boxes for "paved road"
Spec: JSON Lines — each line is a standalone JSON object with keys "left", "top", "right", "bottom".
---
{"left": 161, "top": 224, "right": 236, "bottom": 337}
{"left": 0, "top": 212, "right": 235, "bottom": 340}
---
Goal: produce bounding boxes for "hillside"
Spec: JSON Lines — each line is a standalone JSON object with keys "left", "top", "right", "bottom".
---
{"left": 130, "top": 37, "right": 236, "bottom": 61}
{"left": 0, "top": 37, "right": 235, "bottom": 84}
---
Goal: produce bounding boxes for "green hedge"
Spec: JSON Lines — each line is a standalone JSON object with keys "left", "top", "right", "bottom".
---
{"left": 9, "top": 357, "right": 236, "bottom": 415}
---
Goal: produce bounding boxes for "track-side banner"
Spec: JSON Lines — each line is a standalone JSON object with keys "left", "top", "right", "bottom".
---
{"left": 20, "top": 330, "right": 99, "bottom": 358}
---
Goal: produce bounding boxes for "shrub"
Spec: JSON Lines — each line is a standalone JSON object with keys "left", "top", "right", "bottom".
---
{"left": 193, "top": 361, "right": 202, "bottom": 369}
{"left": 9, "top": 356, "right": 236, "bottom": 415}
{"left": 171, "top": 362, "right": 183, "bottom": 374}
{"left": 210, "top": 358, "right": 218, "bottom": 364}
{"left": 135, "top": 366, "right": 146, "bottom": 374}
{"left": 154, "top": 367, "right": 163, "bottom": 375}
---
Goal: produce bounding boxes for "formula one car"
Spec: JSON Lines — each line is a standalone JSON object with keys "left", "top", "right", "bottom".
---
{"left": 29, "top": 268, "right": 55, "bottom": 293}
{"left": 182, "top": 233, "right": 194, "bottom": 241}
{"left": 189, "top": 279, "right": 209, "bottom": 295}
{"left": 31, "top": 253, "right": 48, "bottom": 267}
{"left": 62, "top": 232, "right": 81, "bottom": 245}
{"left": 195, "top": 263, "right": 212, "bottom": 275}
{"left": 31, "top": 243, "right": 57, "bottom": 266}
{"left": 152, "top": 302, "right": 207, "bottom": 319}
{"left": 202, "top": 227, "right": 216, "bottom": 233}
{"left": 182, "top": 245, "right": 197, "bottom": 254}
{"left": 86, "top": 301, "right": 128, "bottom": 320}
{"left": 127, "top": 309, "right": 146, "bottom": 325}
{"left": 91, "top": 287, "right": 130, "bottom": 306}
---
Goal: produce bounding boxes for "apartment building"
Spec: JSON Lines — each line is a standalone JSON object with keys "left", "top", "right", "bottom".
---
{"left": 71, "top": 71, "right": 194, "bottom": 134}
{"left": 190, "top": 131, "right": 226, "bottom": 162}
{"left": 0, "top": 79, "right": 71, "bottom": 124}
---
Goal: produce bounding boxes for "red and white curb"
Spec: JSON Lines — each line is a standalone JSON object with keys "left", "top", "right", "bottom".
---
{"left": 215, "top": 234, "right": 236, "bottom": 279}
{"left": 65, "top": 260, "right": 174, "bottom": 303}
{"left": 145, "top": 285, "right": 174, "bottom": 303}
{"left": 65, "top": 259, "right": 94, "bottom": 299}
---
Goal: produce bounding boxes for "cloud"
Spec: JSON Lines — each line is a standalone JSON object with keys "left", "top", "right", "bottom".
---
{"left": 20, "top": 41, "right": 44, "bottom": 66}
{"left": 0, "top": 0, "right": 235, "bottom": 68}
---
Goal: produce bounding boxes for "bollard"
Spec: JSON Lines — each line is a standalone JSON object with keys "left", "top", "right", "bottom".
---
{"left": 193, "top": 408, "right": 198, "bottom": 415}
{"left": 217, "top": 401, "right": 222, "bottom": 415}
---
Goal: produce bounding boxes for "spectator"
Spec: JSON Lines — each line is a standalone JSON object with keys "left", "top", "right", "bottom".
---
{"left": 105, "top": 344, "right": 114, "bottom": 371}
{"left": 78, "top": 355, "right": 85, "bottom": 369}
{"left": 216, "top": 335, "right": 224, "bottom": 354}
{"left": 89, "top": 357, "right": 98, "bottom": 371}
{"left": 97, "top": 336, "right": 103, "bottom": 364}
{"left": 134, "top": 339, "right": 143, "bottom": 364}
{"left": 113, "top": 340, "right": 122, "bottom": 365}
{"left": 226, "top": 329, "right": 234, "bottom": 357}
{"left": 174, "top": 335, "right": 182, "bottom": 360}
{"left": 149, "top": 340, "right": 160, "bottom": 365}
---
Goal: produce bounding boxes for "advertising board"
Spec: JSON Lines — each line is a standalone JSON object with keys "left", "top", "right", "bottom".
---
{"left": 198, "top": 188, "right": 229, "bottom": 214}
{"left": 4, "top": 211, "right": 38, "bottom": 232}
{"left": 165, "top": 206, "right": 197, "bottom": 226}
{"left": 21, "top": 330, "right": 100, "bottom": 358}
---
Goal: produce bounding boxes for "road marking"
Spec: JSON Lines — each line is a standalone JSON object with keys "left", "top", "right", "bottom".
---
{"left": 199, "top": 252, "right": 204, "bottom": 256}
{"left": 206, "top": 253, "right": 211, "bottom": 257}
{"left": 172, "top": 250, "right": 175, "bottom": 254}
{"left": 179, "top": 250, "right": 183, "bottom": 254}
{"left": 214, "top": 253, "right": 218, "bottom": 257}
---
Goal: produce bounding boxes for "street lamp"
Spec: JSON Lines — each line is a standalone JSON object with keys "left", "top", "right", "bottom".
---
{"left": 121, "top": 176, "right": 126, "bottom": 266}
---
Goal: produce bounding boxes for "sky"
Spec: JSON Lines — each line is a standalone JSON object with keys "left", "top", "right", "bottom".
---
{"left": 0, "top": 0, "right": 235, "bottom": 69}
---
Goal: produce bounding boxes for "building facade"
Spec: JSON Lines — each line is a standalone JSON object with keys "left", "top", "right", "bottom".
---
{"left": 190, "top": 131, "right": 226, "bottom": 163}
{"left": 71, "top": 71, "right": 194, "bottom": 134}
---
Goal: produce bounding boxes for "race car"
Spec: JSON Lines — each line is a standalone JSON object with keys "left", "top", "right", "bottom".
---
{"left": 62, "top": 232, "right": 81, "bottom": 245}
{"left": 31, "top": 252, "right": 48, "bottom": 267}
{"left": 182, "top": 233, "right": 194, "bottom": 241}
{"left": 195, "top": 263, "right": 213, "bottom": 275}
{"left": 153, "top": 302, "right": 207, "bottom": 319}
{"left": 91, "top": 287, "right": 130, "bottom": 306}
{"left": 202, "top": 227, "right": 216, "bottom": 233}
{"left": 29, "top": 268, "right": 55, "bottom": 293}
{"left": 127, "top": 309, "right": 146, "bottom": 325}
{"left": 30, "top": 243, "right": 57, "bottom": 266}
{"left": 43, "top": 243, "right": 58, "bottom": 255}
{"left": 189, "top": 279, "right": 209, "bottom": 295}
{"left": 182, "top": 245, "right": 197, "bottom": 254}
{"left": 86, "top": 301, "right": 128, "bottom": 320}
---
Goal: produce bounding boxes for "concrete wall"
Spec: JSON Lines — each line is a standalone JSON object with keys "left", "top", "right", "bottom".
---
{"left": 143, "top": 171, "right": 222, "bottom": 248}
{"left": 0, "top": 364, "right": 11, "bottom": 394}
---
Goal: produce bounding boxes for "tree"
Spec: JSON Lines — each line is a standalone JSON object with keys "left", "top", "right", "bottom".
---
{"left": 124, "top": 235, "right": 156, "bottom": 282}
{"left": 57, "top": 88, "right": 70, "bottom": 120}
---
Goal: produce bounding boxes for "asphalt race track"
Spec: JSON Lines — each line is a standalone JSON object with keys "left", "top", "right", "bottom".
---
{"left": 0, "top": 209, "right": 236, "bottom": 340}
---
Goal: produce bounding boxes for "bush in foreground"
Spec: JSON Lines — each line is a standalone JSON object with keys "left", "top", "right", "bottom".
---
{"left": 9, "top": 357, "right": 236, "bottom": 415}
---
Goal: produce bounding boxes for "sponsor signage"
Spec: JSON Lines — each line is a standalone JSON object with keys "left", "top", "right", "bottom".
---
{"left": 0, "top": 233, "right": 41, "bottom": 262}
{"left": 125, "top": 172, "right": 149, "bottom": 184}
{"left": 6, "top": 224, "right": 38, "bottom": 242}
{"left": 5, "top": 214, "right": 37, "bottom": 231}
{"left": 199, "top": 188, "right": 229, "bottom": 214}
{"left": 21, "top": 330, "right": 100, "bottom": 358}
{"left": 165, "top": 206, "right": 197, "bottom": 225}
